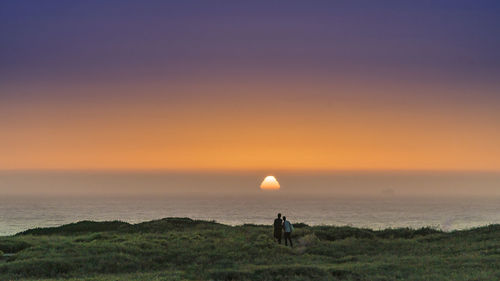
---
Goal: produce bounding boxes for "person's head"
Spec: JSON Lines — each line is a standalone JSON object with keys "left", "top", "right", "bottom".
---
{"left": 283, "top": 216, "right": 287, "bottom": 221}
{"left": 277, "top": 213, "right": 281, "bottom": 218}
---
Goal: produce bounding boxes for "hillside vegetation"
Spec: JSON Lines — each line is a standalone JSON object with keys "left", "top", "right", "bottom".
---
{"left": 0, "top": 218, "right": 499, "bottom": 280}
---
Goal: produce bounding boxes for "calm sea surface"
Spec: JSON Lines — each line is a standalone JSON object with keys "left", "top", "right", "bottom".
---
{"left": 1, "top": 171, "right": 499, "bottom": 235}
{"left": 1, "top": 195, "right": 500, "bottom": 236}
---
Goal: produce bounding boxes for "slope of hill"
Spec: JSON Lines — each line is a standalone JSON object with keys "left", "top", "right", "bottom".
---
{"left": 1, "top": 218, "right": 499, "bottom": 280}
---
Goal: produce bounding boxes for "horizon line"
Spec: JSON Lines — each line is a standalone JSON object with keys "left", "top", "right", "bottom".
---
{"left": 1, "top": 168, "right": 500, "bottom": 173}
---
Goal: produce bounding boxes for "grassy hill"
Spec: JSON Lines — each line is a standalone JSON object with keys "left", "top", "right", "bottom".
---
{"left": 1, "top": 218, "right": 499, "bottom": 280}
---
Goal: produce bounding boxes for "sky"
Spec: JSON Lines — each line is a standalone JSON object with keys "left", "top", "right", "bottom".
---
{"left": 1, "top": 1, "right": 500, "bottom": 171}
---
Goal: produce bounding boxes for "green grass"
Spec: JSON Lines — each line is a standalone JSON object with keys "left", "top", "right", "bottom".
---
{"left": 0, "top": 218, "right": 499, "bottom": 280}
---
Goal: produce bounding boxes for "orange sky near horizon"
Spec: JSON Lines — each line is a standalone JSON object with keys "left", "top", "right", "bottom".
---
{"left": 2, "top": 1, "right": 500, "bottom": 172}
{"left": 2, "top": 80, "right": 499, "bottom": 171}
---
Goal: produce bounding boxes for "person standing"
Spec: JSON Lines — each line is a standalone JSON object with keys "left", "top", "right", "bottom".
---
{"left": 273, "top": 213, "right": 283, "bottom": 244}
{"left": 282, "top": 216, "right": 293, "bottom": 247}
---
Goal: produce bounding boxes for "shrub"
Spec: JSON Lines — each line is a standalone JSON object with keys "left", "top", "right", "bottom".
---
{"left": 375, "top": 227, "right": 441, "bottom": 239}
{"left": 313, "top": 226, "right": 375, "bottom": 241}
{"left": 0, "top": 258, "right": 74, "bottom": 278}
{"left": 17, "top": 221, "right": 130, "bottom": 236}
{"left": 0, "top": 239, "right": 32, "bottom": 253}
{"left": 74, "top": 233, "right": 113, "bottom": 243}
{"left": 210, "top": 266, "right": 333, "bottom": 281}
{"left": 293, "top": 223, "right": 309, "bottom": 228}
{"left": 298, "top": 233, "right": 320, "bottom": 247}
{"left": 253, "top": 265, "right": 332, "bottom": 281}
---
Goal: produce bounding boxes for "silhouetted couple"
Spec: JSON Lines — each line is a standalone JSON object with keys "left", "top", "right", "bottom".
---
{"left": 273, "top": 213, "right": 293, "bottom": 247}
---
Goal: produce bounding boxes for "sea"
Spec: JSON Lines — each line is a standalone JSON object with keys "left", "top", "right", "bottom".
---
{"left": 1, "top": 171, "right": 499, "bottom": 236}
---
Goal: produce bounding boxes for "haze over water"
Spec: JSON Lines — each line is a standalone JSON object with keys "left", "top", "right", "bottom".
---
{"left": 1, "top": 171, "right": 499, "bottom": 235}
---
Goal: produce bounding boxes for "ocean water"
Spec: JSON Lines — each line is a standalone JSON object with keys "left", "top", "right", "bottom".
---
{"left": 0, "top": 171, "right": 499, "bottom": 235}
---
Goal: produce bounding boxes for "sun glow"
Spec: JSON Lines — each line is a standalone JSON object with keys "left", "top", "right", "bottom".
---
{"left": 260, "top": 176, "right": 280, "bottom": 190}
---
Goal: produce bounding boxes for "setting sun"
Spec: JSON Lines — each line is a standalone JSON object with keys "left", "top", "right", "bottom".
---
{"left": 260, "top": 176, "right": 280, "bottom": 190}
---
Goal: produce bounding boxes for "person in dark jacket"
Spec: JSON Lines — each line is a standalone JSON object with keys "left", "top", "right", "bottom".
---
{"left": 273, "top": 213, "right": 283, "bottom": 244}
{"left": 282, "top": 216, "right": 293, "bottom": 247}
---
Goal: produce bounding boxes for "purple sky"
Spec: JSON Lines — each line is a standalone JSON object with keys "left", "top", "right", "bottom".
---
{"left": 1, "top": 1, "right": 500, "bottom": 171}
